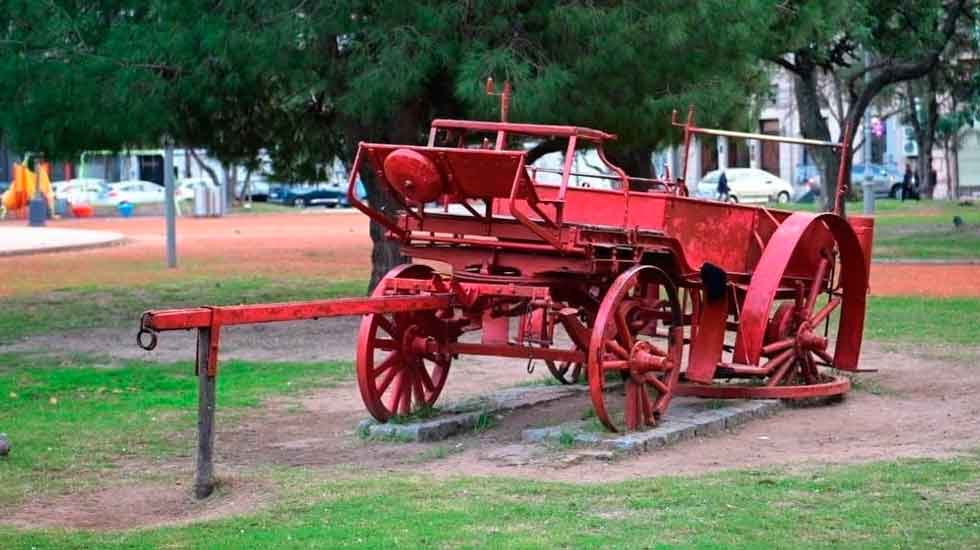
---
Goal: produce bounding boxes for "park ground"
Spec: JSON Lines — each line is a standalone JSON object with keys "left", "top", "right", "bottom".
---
{"left": 0, "top": 199, "right": 979, "bottom": 548}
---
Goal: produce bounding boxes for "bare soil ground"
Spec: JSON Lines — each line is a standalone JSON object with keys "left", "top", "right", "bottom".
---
{"left": 0, "top": 211, "right": 372, "bottom": 297}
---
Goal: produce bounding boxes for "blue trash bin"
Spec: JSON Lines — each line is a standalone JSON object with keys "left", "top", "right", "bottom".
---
{"left": 118, "top": 201, "right": 134, "bottom": 218}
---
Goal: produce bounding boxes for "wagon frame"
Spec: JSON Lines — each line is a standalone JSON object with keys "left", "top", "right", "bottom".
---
{"left": 137, "top": 99, "right": 874, "bottom": 498}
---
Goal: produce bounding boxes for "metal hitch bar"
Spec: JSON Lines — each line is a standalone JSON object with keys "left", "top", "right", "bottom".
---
{"left": 137, "top": 293, "right": 452, "bottom": 374}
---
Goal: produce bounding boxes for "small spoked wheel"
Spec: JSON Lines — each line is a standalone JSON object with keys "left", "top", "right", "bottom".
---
{"left": 761, "top": 252, "right": 840, "bottom": 388}
{"left": 356, "top": 264, "right": 452, "bottom": 422}
{"left": 587, "top": 266, "right": 683, "bottom": 432}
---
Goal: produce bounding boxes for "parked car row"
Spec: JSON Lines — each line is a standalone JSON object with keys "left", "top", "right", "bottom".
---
{"left": 44, "top": 177, "right": 368, "bottom": 210}
{"left": 51, "top": 178, "right": 166, "bottom": 206}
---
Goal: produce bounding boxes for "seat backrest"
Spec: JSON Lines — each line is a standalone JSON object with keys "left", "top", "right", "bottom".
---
{"left": 362, "top": 144, "right": 532, "bottom": 201}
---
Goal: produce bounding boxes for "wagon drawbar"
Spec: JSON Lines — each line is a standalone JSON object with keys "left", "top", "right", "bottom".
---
{"left": 137, "top": 93, "right": 874, "bottom": 498}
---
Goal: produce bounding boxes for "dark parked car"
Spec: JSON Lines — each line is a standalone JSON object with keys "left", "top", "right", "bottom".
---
{"left": 268, "top": 184, "right": 345, "bottom": 208}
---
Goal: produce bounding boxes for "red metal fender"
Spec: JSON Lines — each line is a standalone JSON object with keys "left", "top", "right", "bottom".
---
{"left": 733, "top": 212, "right": 868, "bottom": 370}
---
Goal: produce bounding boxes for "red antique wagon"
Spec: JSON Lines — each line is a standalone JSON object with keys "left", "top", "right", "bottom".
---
{"left": 137, "top": 90, "right": 873, "bottom": 495}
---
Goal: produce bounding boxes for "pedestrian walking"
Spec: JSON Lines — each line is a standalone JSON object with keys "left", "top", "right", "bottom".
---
{"left": 717, "top": 171, "right": 730, "bottom": 202}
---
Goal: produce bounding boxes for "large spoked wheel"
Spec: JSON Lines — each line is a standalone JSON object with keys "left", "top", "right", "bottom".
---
{"left": 684, "top": 249, "right": 851, "bottom": 400}
{"left": 356, "top": 264, "right": 452, "bottom": 422}
{"left": 587, "top": 266, "right": 683, "bottom": 432}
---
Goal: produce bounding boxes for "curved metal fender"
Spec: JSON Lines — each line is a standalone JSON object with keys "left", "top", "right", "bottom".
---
{"left": 733, "top": 212, "right": 868, "bottom": 370}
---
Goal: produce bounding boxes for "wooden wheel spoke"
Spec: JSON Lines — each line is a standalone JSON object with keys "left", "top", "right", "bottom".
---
{"left": 377, "top": 360, "right": 401, "bottom": 395}
{"left": 373, "top": 338, "right": 399, "bottom": 351}
{"left": 385, "top": 371, "right": 405, "bottom": 412}
{"left": 615, "top": 309, "right": 634, "bottom": 349}
{"left": 809, "top": 297, "right": 841, "bottom": 326}
{"left": 376, "top": 315, "right": 399, "bottom": 338}
{"left": 412, "top": 370, "right": 426, "bottom": 406}
{"left": 418, "top": 363, "right": 436, "bottom": 393}
{"left": 373, "top": 351, "right": 401, "bottom": 378}
{"left": 601, "top": 359, "right": 629, "bottom": 371}
{"left": 606, "top": 339, "right": 630, "bottom": 360}
{"left": 398, "top": 373, "right": 413, "bottom": 414}
{"left": 644, "top": 373, "right": 668, "bottom": 394}
{"left": 813, "top": 348, "right": 834, "bottom": 366}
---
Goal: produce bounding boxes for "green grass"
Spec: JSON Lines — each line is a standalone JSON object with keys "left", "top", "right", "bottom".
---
{"left": 866, "top": 296, "right": 980, "bottom": 346}
{"left": 230, "top": 202, "right": 297, "bottom": 215}
{"left": 778, "top": 199, "right": 980, "bottom": 259}
{"left": 0, "top": 353, "right": 351, "bottom": 507}
{"left": 873, "top": 226, "right": 980, "bottom": 260}
{"left": 0, "top": 277, "right": 365, "bottom": 344}
{"left": 2, "top": 456, "right": 979, "bottom": 548}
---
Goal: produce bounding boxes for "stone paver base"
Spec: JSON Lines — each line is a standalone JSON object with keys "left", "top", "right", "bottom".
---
{"left": 358, "top": 384, "right": 590, "bottom": 442}
{"left": 359, "top": 382, "right": 784, "bottom": 450}
{"left": 522, "top": 397, "right": 783, "bottom": 453}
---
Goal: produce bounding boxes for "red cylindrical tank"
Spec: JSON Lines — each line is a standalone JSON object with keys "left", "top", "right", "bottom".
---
{"left": 847, "top": 215, "right": 875, "bottom": 283}
{"left": 383, "top": 149, "right": 444, "bottom": 203}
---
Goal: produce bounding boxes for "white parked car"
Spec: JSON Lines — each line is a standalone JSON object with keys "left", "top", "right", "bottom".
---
{"left": 696, "top": 168, "right": 794, "bottom": 205}
{"left": 103, "top": 180, "right": 165, "bottom": 205}
{"left": 52, "top": 178, "right": 110, "bottom": 205}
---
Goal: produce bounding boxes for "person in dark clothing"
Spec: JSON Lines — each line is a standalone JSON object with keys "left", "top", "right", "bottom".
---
{"left": 901, "top": 164, "right": 913, "bottom": 201}
{"left": 717, "top": 171, "right": 730, "bottom": 202}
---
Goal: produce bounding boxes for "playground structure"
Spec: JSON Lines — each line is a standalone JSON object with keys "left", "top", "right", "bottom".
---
{"left": 136, "top": 85, "right": 873, "bottom": 495}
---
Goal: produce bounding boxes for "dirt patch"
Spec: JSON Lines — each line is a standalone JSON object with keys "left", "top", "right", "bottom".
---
{"left": 4, "top": 340, "right": 979, "bottom": 531}
{"left": 3, "top": 477, "right": 269, "bottom": 531}
{"left": 416, "top": 342, "right": 980, "bottom": 481}
{"left": 870, "top": 263, "right": 980, "bottom": 297}
{"left": 0, "top": 212, "right": 372, "bottom": 298}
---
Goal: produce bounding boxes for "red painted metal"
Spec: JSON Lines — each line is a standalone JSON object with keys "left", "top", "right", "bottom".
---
{"left": 138, "top": 107, "right": 875, "bottom": 432}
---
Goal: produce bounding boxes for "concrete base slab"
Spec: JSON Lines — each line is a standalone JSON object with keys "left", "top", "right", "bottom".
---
{"left": 522, "top": 397, "right": 783, "bottom": 454}
{"left": 358, "top": 384, "right": 591, "bottom": 442}
{"left": 0, "top": 226, "right": 125, "bottom": 256}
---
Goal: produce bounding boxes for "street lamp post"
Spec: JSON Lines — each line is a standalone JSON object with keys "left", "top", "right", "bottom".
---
{"left": 164, "top": 138, "right": 177, "bottom": 268}
{"left": 862, "top": 50, "right": 875, "bottom": 215}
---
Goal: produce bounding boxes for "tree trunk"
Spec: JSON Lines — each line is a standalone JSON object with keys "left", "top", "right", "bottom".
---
{"left": 223, "top": 163, "right": 238, "bottom": 207}
{"left": 346, "top": 103, "right": 426, "bottom": 292}
{"left": 361, "top": 166, "right": 408, "bottom": 291}
{"left": 606, "top": 147, "right": 654, "bottom": 179}
{"left": 239, "top": 168, "right": 253, "bottom": 202}
{"left": 789, "top": 57, "right": 841, "bottom": 212}
{"left": 189, "top": 149, "right": 221, "bottom": 188}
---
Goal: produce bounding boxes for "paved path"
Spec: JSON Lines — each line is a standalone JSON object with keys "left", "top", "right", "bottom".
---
{"left": 0, "top": 226, "right": 125, "bottom": 257}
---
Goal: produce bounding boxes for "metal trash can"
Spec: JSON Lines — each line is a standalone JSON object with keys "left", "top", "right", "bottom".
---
{"left": 28, "top": 195, "right": 47, "bottom": 226}
{"left": 209, "top": 185, "right": 223, "bottom": 217}
{"left": 193, "top": 183, "right": 210, "bottom": 217}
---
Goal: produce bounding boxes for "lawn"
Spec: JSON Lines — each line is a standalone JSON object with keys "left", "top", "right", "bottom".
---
{"left": 0, "top": 276, "right": 365, "bottom": 344}
{"left": 2, "top": 456, "right": 979, "bottom": 549}
{"left": 780, "top": 199, "right": 980, "bottom": 260}
{"left": 0, "top": 353, "right": 350, "bottom": 507}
